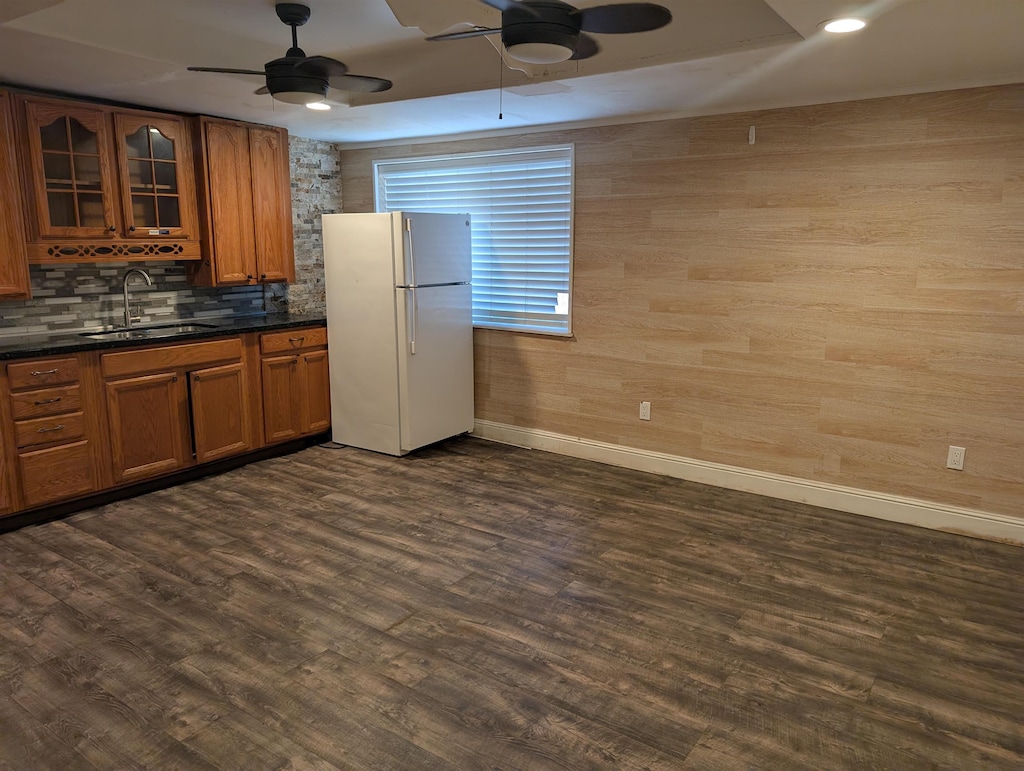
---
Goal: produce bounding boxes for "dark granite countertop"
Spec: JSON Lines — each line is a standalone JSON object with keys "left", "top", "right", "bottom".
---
{"left": 0, "top": 313, "right": 327, "bottom": 361}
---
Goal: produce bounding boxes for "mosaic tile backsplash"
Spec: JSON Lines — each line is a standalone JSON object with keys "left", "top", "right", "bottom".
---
{"left": 0, "top": 135, "right": 342, "bottom": 338}
{"left": 0, "top": 262, "right": 266, "bottom": 338}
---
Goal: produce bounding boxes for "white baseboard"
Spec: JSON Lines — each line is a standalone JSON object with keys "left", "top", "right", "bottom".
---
{"left": 472, "top": 420, "right": 1024, "bottom": 546}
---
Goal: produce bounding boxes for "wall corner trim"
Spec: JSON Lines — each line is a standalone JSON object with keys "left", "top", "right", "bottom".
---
{"left": 472, "top": 420, "right": 1023, "bottom": 546}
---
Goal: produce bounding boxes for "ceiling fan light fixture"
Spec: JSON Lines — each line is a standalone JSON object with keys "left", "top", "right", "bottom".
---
{"left": 505, "top": 41, "right": 574, "bottom": 64}
{"left": 306, "top": 101, "right": 332, "bottom": 111}
{"left": 267, "top": 74, "right": 329, "bottom": 105}
{"left": 822, "top": 17, "right": 867, "bottom": 33}
{"left": 274, "top": 91, "right": 325, "bottom": 105}
{"left": 502, "top": 17, "right": 579, "bottom": 64}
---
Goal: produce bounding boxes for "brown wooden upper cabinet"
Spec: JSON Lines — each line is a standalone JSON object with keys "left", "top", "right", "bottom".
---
{"left": 17, "top": 95, "right": 200, "bottom": 262}
{"left": 113, "top": 114, "right": 199, "bottom": 241}
{"left": 22, "top": 98, "right": 118, "bottom": 239}
{"left": 190, "top": 117, "right": 295, "bottom": 287}
{"left": 0, "top": 91, "right": 31, "bottom": 299}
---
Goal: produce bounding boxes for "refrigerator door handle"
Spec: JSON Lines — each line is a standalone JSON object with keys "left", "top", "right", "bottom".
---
{"left": 408, "top": 286, "right": 418, "bottom": 355}
{"left": 404, "top": 216, "right": 417, "bottom": 288}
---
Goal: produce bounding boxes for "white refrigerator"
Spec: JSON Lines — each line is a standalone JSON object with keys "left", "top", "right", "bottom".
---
{"left": 322, "top": 211, "right": 474, "bottom": 456}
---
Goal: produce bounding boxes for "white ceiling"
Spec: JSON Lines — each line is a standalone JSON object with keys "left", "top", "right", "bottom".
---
{"left": 1, "top": 0, "right": 1022, "bottom": 147}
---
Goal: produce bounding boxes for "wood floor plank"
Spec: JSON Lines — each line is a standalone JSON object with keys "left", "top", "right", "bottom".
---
{"left": 183, "top": 706, "right": 344, "bottom": 770}
{"left": 174, "top": 647, "right": 452, "bottom": 770}
{"left": 0, "top": 436, "right": 1020, "bottom": 769}
{"left": 5, "top": 658, "right": 218, "bottom": 770}
{"left": 0, "top": 692, "right": 90, "bottom": 771}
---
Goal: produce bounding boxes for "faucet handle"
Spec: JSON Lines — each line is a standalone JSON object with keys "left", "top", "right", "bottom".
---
{"left": 129, "top": 304, "right": 143, "bottom": 324}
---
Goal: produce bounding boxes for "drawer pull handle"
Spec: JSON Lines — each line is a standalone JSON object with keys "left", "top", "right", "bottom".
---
{"left": 30, "top": 369, "right": 59, "bottom": 376}
{"left": 288, "top": 336, "right": 305, "bottom": 343}
{"left": 33, "top": 397, "right": 62, "bottom": 406}
{"left": 37, "top": 424, "right": 65, "bottom": 434}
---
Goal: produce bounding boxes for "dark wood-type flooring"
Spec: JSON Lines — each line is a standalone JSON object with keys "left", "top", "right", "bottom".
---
{"left": 1, "top": 437, "right": 1022, "bottom": 769}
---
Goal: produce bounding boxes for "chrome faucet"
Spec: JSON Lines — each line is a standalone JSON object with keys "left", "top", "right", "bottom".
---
{"left": 122, "top": 268, "right": 153, "bottom": 328}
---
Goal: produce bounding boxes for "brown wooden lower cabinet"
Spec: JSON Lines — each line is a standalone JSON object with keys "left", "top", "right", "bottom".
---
{"left": 1, "top": 325, "right": 327, "bottom": 519}
{"left": 106, "top": 371, "right": 190, "bottom": 484}
{"left": 0, "top": 444, "right": 10, "bottom": 515}
{"left": 14, "top": 411, "right": 86, "bottom": 449}
{"left": 260, "top": 328, "right": 331, "bottom": 445}
{"left": 190, "top": 362, "right": 252, "bottom": 463}
{"left": 261, "top": 354, "right": 303, "bottom": 444}
{"left": 303, "top": 349, "right": 331, "bottom": 435}
{"left": 3, "top": 351, "right": 98, "bottom": 513}
{"left": 19, "top": 440, "right": 95, "bottom": 508}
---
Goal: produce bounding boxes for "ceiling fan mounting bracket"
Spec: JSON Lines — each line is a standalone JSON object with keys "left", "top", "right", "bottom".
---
{"left": 275, "top": 3, "right": 311, "bottom": 27}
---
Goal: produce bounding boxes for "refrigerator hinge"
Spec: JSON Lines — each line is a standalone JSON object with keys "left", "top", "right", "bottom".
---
{"left": 405, "top": 218, "right": 412, "bottom": 232}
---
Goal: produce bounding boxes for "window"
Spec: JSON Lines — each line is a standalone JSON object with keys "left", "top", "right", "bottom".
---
{"left": 374, "top": 145, "right": 574, "bottom": 335}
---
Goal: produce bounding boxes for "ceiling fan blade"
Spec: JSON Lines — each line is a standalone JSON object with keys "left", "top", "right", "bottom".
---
{"left": 575, "top": 3, "right": 672, "bottom": 34}
{"left": 329, "top": 73, "right": 393, "bottom": 93}
{"left": 187, "top": 66, "right": 266, "bottom": 76}
{"left": 254, "top": 86, "right": 270, "bottom": 95}
{"left": 569, "top": 32, "right": 599, "bottom": 60}
{"left": 295, "top": 55, "right": 349, "bottom": 77}
{"left": 426, "top": 27, "right": 500, "bottom": 42}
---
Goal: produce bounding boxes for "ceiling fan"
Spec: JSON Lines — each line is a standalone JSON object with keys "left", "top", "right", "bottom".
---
{"left": 188, "top": 3, "right": 392, "bottom": 108}
{"left": 426, "top": 0, "right": 672, "bottom": 64}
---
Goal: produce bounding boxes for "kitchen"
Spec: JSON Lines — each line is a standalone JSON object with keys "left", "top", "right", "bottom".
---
{"left": 1, "top": 0, "right": 1023, "bottom": 768}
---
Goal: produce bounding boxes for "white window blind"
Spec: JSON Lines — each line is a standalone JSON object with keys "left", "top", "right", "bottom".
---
{"left": 374, "top": 145, "right": 573, "bottom": 335}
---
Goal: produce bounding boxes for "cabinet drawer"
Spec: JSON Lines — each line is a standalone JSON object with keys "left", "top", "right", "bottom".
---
{"left": 101, "top": 337, "right": 242, "bottom": 378}
{"left": 19, "top": 440, "right": 95, "bottom": 508}
{"left": 10, "top": 385, "right": 81, "bottom": 420}
{"left": 260, "top": 326, "right": 327, "bottom": 355}
{"left": 8, "top": 357, "right": 80, "bottom": 390}
{"left": 15, "top": 411, "right": 86, "bottom": 449}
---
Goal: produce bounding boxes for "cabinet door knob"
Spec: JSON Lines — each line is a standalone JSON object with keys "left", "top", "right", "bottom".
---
{"left": 247, "top": 274, "right": 253, "bottom": 281}
{"left": 260, "top": 273, "right": 267, "bottom": 280}
{"left": 129, "top": 225, "right": 136, "bottom": 232}
{"left": 108, "top": 225, "right": 116, "bottom": 232}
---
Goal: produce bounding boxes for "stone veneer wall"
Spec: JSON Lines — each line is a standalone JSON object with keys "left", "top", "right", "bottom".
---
{"left": 0, "top": 135, "right": 343, "bottom": 337}
{"left": 265, "top": 135, "right": 342, "bottom": 315}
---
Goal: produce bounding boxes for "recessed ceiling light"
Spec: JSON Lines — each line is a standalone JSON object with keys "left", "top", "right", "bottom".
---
{"left": 822, "top": 18, "right": 867, "bottom": 33}
{"left": 306, "top": 101, "right": 331, "bottom": 111}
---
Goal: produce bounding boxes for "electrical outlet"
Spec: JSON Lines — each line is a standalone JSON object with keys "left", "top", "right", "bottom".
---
{"left": 946, "top": 445, "right": 965, "bottom": 471}
{"left": 639, "top": 401, "right": 651, "bottom": 421}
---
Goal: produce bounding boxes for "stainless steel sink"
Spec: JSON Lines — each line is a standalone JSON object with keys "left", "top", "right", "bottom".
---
{"left": 79, "top": 328, "right": 155, "bottom": 341}
{"left": 143, "top": 323, "right": 219, "bottom": 337}
{"left": 79, "top": 322, "right": 218, "bottom": 341}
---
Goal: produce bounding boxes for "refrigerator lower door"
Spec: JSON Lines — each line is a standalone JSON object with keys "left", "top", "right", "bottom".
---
{"left": 396, "top": 283, "right": 474, "bottom": 453}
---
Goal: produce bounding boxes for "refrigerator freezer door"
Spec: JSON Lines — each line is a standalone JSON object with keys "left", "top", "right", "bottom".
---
{"left": 394, "top": 212, "right": 472, "bottom": 287}
{"left": 396, "top": 283, "right": 474, "bottom": 452}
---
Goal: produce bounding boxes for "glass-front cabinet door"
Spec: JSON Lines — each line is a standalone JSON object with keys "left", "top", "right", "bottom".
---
{"left": 22, "top": 99, "right": 118, "bottom": 239}
{"left": 113, "top": 114, "right": 198, "bottom": 240}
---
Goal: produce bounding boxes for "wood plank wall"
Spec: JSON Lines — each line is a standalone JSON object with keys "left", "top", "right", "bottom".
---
{"left": 339, "top": 84, "right": 1024, "bottom": 520}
